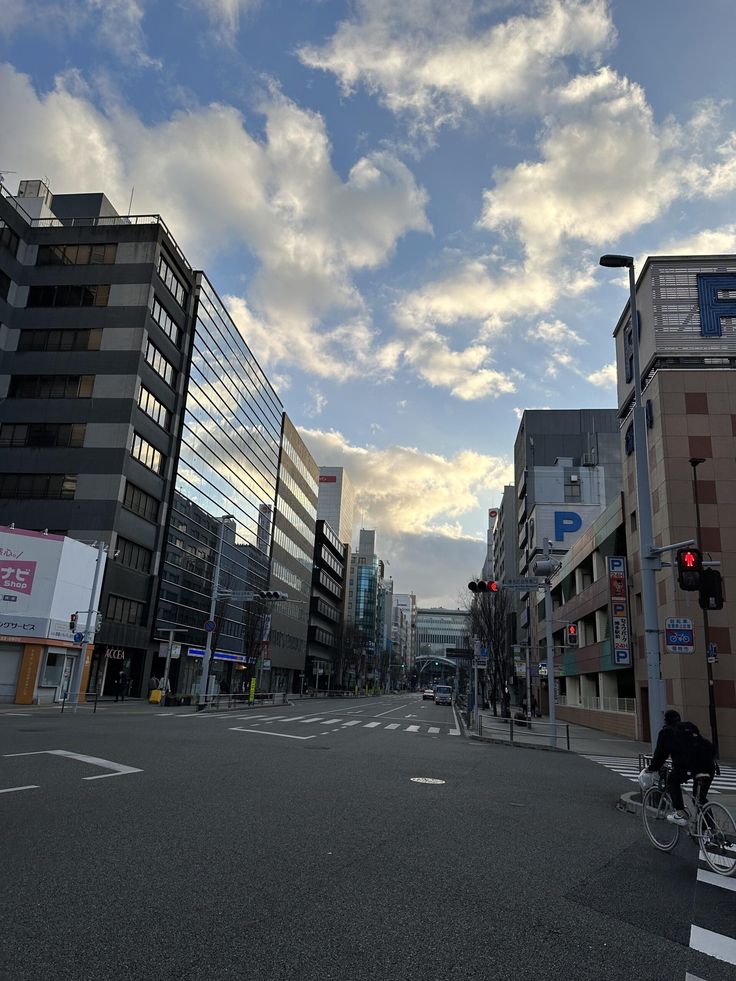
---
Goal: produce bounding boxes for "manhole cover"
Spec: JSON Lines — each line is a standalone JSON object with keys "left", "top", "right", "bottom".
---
{"left": 411, "top": 777, "right": 446, "bottom": 785}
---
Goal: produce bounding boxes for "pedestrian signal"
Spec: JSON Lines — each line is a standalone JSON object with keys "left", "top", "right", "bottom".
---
{"left": 699, "top": 568, "right": 724, "bottom": 611}
{"left": 566, "top": 623, "right": 579, "bottom": 647}
{"left": 676, "top": 548, "right": 702, "bottom": 591}
{"left": 69, "top": 611, "right": 78, "bottom": 631}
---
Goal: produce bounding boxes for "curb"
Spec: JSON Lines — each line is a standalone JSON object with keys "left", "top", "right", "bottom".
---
{"left": 617, "top": 790, "right": 641, "bottom": 814}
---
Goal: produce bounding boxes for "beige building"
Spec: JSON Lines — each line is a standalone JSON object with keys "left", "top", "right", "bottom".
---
{"left": 613, "top": 256, "right": 736, "bottom": 757}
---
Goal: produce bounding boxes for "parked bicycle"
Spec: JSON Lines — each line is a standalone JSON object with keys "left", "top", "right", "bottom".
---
{"left": 641, "top": 764, "right": 736, "bottom": 877}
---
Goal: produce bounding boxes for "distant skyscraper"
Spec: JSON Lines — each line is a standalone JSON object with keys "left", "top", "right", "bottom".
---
{"left": 317, "top": 467, "right": 355, "bottom": 548}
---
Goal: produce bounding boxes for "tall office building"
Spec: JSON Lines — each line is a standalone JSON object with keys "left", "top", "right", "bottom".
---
{"left": 346, "top": 529, "right": 386, "bottom": 685}
{"left": 267, "top": 415, "right": 319, "bottom": 693}
{"left": 317, "top": 467, "right": 355, "bottom": 548}
{"left": 0, "top": 177, "right": 318, "bottom": 702}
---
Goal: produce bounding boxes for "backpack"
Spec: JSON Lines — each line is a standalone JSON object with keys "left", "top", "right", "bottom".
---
{"left": 671, "top": 721, "right": 715, "bottom": 770}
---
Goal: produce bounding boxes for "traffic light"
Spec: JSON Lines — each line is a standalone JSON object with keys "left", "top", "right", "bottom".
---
{"left": 699, "top": 568, "right": 724, "bottom": 611}
{"left": 566, "top": 623, "right": 578, "bottom": 647}
{"left": 468, "top": 580, "right": 498, "bottom": 593}
{"left": 257, "top": 590, "right": 288, "bottom": 600}
{"left": 69, "top": 611, "right": 78, "bottom": 631}
{"left": 676, "top": 548, "right": 703, "bottom": 591}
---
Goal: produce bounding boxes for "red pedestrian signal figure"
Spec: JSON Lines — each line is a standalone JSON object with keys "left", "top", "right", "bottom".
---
{"left": 676, "top": 547, "right": 703, "bottom": 591}
{"left": 566, "top": 623, "right": 578, "bottom": 647}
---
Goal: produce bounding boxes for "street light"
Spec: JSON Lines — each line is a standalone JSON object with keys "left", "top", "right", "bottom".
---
{"left": 689, "top": 457, "right": 720, "bottom": 757}
{"left": 600, "top": 254, "right": 666, "bottom": 746}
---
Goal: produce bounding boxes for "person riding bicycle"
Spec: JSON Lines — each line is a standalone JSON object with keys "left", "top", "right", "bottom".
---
{"left": 645, "top": 709, "right": 718, "bottom": 826}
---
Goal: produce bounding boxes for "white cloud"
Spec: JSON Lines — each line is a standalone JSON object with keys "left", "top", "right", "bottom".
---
{"left": 298, "top": 0, "right": 615, "bottom": 131}
{"left": 302, "top": 388, "right": 328, "bottom": 418}
{"left": 299, "top": 427, "right": 512, "bottom": 537}
{"left": 189, "top": 0, "right": 260, "bottom": 42}
{"left": 0, "top": 64, "right": 430, "bottom": 384}
{"left": 402, "top": 327, "right": 517, "bottom": 400}
{"left": 587, "top": 362, "right": 616, "bottom": 387}
{"left": 654, "top": 223, "right": 736, "bottom": 258}
{"left": 0, "top": 0, "right": 157, "bottom": 67}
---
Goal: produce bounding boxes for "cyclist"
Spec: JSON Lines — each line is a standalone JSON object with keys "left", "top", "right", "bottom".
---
{"left": 644, "top": 709, "right": 717, "bottom": 826}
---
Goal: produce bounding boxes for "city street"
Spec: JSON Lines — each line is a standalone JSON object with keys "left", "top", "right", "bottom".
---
{"left": 1, "top": 694, "right": 734, "bottom": 981}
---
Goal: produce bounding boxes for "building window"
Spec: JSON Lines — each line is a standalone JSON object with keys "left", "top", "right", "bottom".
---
{"left": 0, "top": 423, "right": 85, "bottom": 448}
{"left": 36, "top": 243, "right": 117, "bottom": 266}
{"left": 0, "top": 222, "right": 20, "bottom": 258}
{"left": 18, "top": 328, "right": 102, "bottom": 352}
{"left": 131, "top": 432, "right": 164, "bottom": 474}
{"left": 106, "top": 594, "right": 145, "bottom": 625}
{"left": 115, "top": 537, "right": 152, "bottom": 574}
{"left": 27, "top": 284, "right": 110, "bottom": 307}
{"left": 8, "top": 375, "right": 94, "bottom": 398}
{"left": 0, "top": 269, "right": 10, "bottom": 302}
{"left": 149, "top": 296, "right": 180, "bottom": 346}
{"left": 123, "top": 481, "right": 159, "bottom": 522}
{"left": 157, "top": 253, "right": 187, "bottom": 308}
{"left": 0, "top": 473, "right": 77, "bottom": 499}
{"left": 144, "top": 340, "right": 176, "bottom": 387}
{"left": 137, "top": 386, "right": 171, "bottom": 429}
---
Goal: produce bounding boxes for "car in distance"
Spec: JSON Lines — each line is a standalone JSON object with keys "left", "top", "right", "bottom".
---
{"left": 422, "top": 687, "right": 435, "bottom": 700}
{"left": 433, "top": 685, "right": 452, "bottom": 705}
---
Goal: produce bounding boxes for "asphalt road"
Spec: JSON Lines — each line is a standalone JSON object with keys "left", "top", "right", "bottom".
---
{"left": 1, "top": 694, "right": 734, "bottom": 981}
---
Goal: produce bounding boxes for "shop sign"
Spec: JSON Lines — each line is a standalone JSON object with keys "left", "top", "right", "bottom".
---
{"left": 105, "top": 648, "right": 125, "bottom": 660}
{"left": 608, "top": 557, "right": 631, "bottom": 666}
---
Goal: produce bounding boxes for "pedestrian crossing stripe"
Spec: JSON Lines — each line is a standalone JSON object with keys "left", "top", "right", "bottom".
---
{"left": 582, "top": 755, "right": 736, "bottom": 794}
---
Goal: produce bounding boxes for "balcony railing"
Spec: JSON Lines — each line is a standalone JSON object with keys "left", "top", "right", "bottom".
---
{"left": 557, "top": 694, "right": 636, "bottom": 714}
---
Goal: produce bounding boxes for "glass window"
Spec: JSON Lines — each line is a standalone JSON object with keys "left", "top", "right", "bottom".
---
{"left": 0, "top": 473, "right": 77, "bottom": 499}
{"left": 36, "top": 243, "right": 116, "bottom": 265}
{"left": 106, "top": 594, "right": 145, "bottom": 625}
{"left": 42, "top": 651, "right": 64, "bottom": 687}
{"left": 0, "top": 269, "right": 10, "bottom": 302}
{"left": 27, "top": 284, "right": 110, "bottom": 307}
{"left": 131, "top": 432, "right": 164, "bottom": 474}
{"left": 0, "top": 423, "right": 85, "bottom": 447}
{"left": 18, "top": 329, "right": 102, "bottom": 352}
{"left": 137, "top": 386, "right": 171, "bottom": 429}
{"left": 0, "top": 222, "right": 20, "bottom": 258}
{"left": 123, "top": 481, "right": 160, "bottom": 522}
{"left": 149, "top": 296, "right": 181, "bottom": 346}
{"left": 144, "top": 340, "right": 176, "bottom": 387}
{"left": 157, "top": 252, "right": 187, "bottom": 308}
{"left": 115, "top": 537, "right": 152, "bottom": 574}
{"left": 8, "top": 375, "right": 94, "bottom": 398}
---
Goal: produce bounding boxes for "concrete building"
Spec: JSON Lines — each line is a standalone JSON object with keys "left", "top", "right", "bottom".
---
{"left": 305, "top": 518, "right": 348, "bottom": 690}
{"left": 393, "top": 592, "right": 417, "bottom": 680}
{"left": 267, "top": 415, "right": 319, "bottom": 693}
{"left": 612, "top": 255, "right": 736, "bottom": 755}
{"left": 346, "top": 529, "right": 386, "bottom": 685}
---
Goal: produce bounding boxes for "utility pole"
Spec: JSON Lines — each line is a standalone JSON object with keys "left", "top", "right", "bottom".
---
{"left": 533, "top": 538, "right": 558, "bottom": 748}
{"left": 69, "top": 541, "right": 107, "bottom": 710}
{"left": 198, "top": 515, "right": 232, "bottom": 710}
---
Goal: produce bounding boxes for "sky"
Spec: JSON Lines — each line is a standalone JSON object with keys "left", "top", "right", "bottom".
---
{"left": 2, "top": 0, "right": 736, "bottom": 606}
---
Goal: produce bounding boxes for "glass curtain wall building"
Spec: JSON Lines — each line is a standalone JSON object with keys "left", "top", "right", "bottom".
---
{"left": 155, "top": 274, "right": 283, "bottom": 697}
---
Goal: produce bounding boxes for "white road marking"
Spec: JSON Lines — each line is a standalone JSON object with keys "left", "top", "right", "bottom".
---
{"left": 375, "top": 704, "right": 408, "bottom": 717}
{"left": 229, "top": 727, "right": 315, "bottom": 741}
{"left": 428, "top": 727, "right": 440, "bottom": 734}
{"left": 697, "top": 869, "right": 736, "bottom": 892}
{"left": 363, "top": 722, "right": 381, "bottom": 728}
{"left": 3, "top": 713, "right": 32, "bottom": 717}
{"left": 156, "top": 712, "right": 175, "bottom": 716}
{"left": 342, "top": 720, "right": 361, "bottom": 727}
{"left": 448, "top": 729, "right": 460, "bottom": 736}
{"left": 320, "top": 719, "right": 342, "bottom": 725}
{"left": 690, "top": 924, "right": 736, "bottom": 966}
{"left": 300, "top": 717, "right": 324, "bottom": 724}
{"left": 385, "top": 724, "right": 400, "bottom": 730}
{"left": 269, "top": 716, "right": 307, "bottom": 724}
{"left": 0, "top": 785, "right": 39, "bottom": 794}
{"left": 405, "top": 725, "right": 420, "bottom": 732}
{"left": 3, "top": 750, "right": 142, "bottom": 780}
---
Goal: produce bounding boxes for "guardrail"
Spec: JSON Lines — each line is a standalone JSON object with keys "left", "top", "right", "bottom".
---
{"left": 557, "top": 695, "right": 636, "bottom": 714}
{"left": 478, "top": 712, "right": 571, "bottom": 750}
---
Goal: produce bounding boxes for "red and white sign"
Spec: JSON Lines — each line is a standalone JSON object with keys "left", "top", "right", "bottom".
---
{"left": 0, "top": 560, "right": 36, "bottom": 594}
{"left": 319, "top": 475, "right": 337, "bottom": 483}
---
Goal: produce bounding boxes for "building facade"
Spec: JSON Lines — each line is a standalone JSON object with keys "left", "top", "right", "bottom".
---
{"left": 612, "top": 255, "right": 736, "bottom": 755}
{"left": 316, "top": 467, "right": 355, "bottom": 548}
{"left": 306, "top": 518, "right": 348, "bottom": 690}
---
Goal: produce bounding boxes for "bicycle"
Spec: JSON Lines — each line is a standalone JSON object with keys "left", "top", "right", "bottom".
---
{"left": 641, "top": 766, "right": 736, "bottom": 877}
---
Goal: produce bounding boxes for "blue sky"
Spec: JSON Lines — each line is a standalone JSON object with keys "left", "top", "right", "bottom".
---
{"left": 3, "top": 0, "right": 736, "bottom": 605}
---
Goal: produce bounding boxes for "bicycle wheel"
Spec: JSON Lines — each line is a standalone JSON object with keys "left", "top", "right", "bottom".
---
{"left": 642, "top": 787, "right": 680, "bottom": 851}
{"left": 698, "top": 802, "right": 736, "bottom": 876}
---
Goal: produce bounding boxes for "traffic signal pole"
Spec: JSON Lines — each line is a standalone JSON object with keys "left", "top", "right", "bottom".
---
{"left": 198, "top": 515, "right": 230, "bottom": 710}
{"left": 691, "top": 458, "right": 720, "bottom": 757}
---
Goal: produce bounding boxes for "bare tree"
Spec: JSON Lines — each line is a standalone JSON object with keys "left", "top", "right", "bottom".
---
{"left": 466, "top": 588, "right": 511, "bottom": 716}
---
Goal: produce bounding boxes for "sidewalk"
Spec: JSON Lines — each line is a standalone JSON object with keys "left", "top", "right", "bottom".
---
{"left": 471, "top": 709, "right": 653, "bottom": 757}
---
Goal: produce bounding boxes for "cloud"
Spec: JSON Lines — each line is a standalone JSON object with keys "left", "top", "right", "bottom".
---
{"left": 298, "top": 0, "right": 615, "bottom": 132}
{"left": 586, "top": 362, "right": 616, "bottom": 387}
{"left": 299, "top": 426, "right": 512, "bottom": 537}
{"left": 0, "top": 0, "right": 158, "bottom": 67}
{"left": 189, "top": 0, "right": 261, "bottom": 42}
{"left": 653, "top": 223, "right": 736, "bottom": 258}
{"left": 0, "top": 64, "right": 429, "bottom": 384}
{"left": 302, "top": 388, "right": 327, "bottom": 418}
{"left": 401, "top": 327, "right": 517, "bottom": 400}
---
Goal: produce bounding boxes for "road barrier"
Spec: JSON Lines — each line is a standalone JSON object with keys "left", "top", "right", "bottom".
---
{"left": 478, "top": 712, "right": 571, "bottom": 751}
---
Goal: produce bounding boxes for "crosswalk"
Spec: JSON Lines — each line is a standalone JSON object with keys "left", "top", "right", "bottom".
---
{"left": 690, "top": 855, "right": 736, "bottom": 967}
{"left": 582, "top": 755, "right": 736, "bottom": 795}
{"left": 249, "top": 714, "right": 461, "bottom": 737}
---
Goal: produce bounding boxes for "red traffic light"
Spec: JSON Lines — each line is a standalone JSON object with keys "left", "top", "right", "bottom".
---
{"left": 676, "top": 547, "right": 703, "bottom": 591}
{"left": 488, "top": 580, "right": 498, "bottom": 592}
{"left": 468, "top": 580, "right": 499, "bottom": 593}
{"left": 682, "top": 551, "right": 697, "bottom": 568}
{"left": 566, "top": 623, "right": 578, "bottom": 647}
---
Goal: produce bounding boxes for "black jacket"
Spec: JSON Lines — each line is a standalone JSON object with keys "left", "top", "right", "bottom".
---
{"left": 649, "top": 723, "right": 678, "bottom": 771}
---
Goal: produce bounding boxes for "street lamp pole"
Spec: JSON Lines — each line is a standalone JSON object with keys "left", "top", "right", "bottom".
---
{"left": 689, "top": 457, "right": 720, "bottom": 757}
{"left": 198, "top": 514, "right": 232, "bottom": 710}
{"left": 600, "top": 255, "right": 666, "bottom": 747}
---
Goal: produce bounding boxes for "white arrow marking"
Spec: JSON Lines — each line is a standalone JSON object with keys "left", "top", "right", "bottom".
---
{"left": 3, "top": 750, "right": 142, "bottom": 779}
